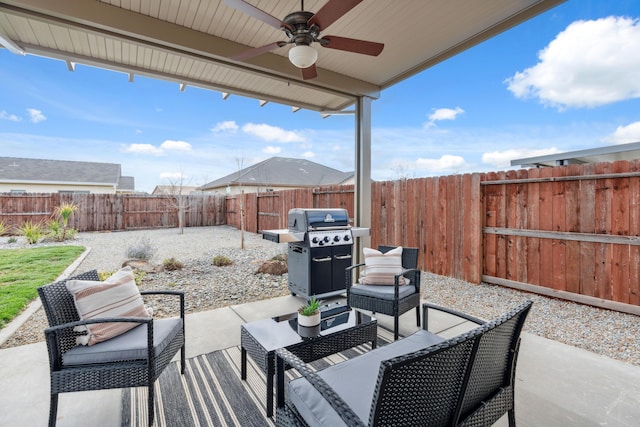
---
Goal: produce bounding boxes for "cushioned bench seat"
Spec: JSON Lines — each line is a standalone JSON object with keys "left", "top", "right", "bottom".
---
{"left": 288, "top": 329, "right": 445, "bottom": 426}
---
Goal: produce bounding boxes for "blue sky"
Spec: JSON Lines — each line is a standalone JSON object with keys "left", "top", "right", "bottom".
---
{"left": 2, "top": 1, "right": 640, "bottom": 193}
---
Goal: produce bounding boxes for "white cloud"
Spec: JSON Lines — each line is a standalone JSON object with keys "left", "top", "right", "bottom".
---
{"left": 27, "top": 108, "right": 46, "bottom": 123}
{"left": 263, "top": 146, "right": 281, "bottom": 154}
{"left": 301, "top": 151, "right": 315, "bottom": 158}
{"left": 242, "top": 122, "right": 306, "bottom": 142}
{"left": 425, "top": 107, "right": 464, "bottom": 128}
{"left": 482, "top": 148, "right": 561, "bottom": 168}
{"left": 121, "top": 140, "right": 192, "bottom": 156}
{"left": 211, "top": 120, "right": 239, "bottom": 133}
{"left": 415, "top": 154, "right": 468, "bottom": 172}
{"left": 160, "top": 140, "right": 192, "bottom": 151}
{"left": 506, "top": 16, "right": 640, "bottom": 109}
{"left": 121, "top": 143, "right": 164, "bottom": 156}
{"left": 603, "top": 121, "right": 640, "bottom": 144}
{"left": 0, "top": 111, "right": 21, "bottom": 122}
{"left": 160, "top": 172, "right": 186, "bottom": 180}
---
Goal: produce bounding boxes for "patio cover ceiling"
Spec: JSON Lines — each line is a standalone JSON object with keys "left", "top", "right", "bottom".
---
{"left": 0, "top": 0, "right": 564, "bottom": 113}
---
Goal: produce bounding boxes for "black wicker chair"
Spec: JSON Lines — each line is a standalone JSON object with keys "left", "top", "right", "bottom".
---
{"left": 275, "top": 300, "right": 533, "bottom": 427}
{"left": 346, "top": 245, "right": 421, "bottom": 340}
{"left": 37, "top": 270, "right": 185, "bottom": 427}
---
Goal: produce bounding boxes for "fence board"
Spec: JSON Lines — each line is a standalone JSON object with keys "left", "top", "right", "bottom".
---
{"left": 552, "top": 166, "right": 567, "bottom": 291}
{"left": 630, "top": 161, "right": 640, "bottom": 305}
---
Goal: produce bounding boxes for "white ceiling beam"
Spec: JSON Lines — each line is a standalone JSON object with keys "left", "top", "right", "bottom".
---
{"left": 128, "top": 72, "right": 134, "bottom": 82}
{"left": 0, "top": 31, "right": 24, "bottom": 55}
{"left": 65, "top": 60, "right": 75, "bottom": 71}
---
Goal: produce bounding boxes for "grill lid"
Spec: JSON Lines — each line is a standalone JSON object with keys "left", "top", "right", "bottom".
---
{"left": 288, "top": 208, "right": 349, "bottom": 231}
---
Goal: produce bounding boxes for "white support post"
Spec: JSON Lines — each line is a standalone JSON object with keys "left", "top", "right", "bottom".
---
{"left": 354, "top": 96, "right": 372, "bottom": 264}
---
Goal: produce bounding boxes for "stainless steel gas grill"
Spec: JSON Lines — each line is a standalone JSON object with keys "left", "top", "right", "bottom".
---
{"left": 262, "top": 208, "right": 369, "bottom": 300}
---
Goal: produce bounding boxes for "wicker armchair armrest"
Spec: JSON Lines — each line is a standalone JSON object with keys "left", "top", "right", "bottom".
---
{"left": 422, "top": 302, "right": 486, "bottom": 332}
{"left": 44, "top": 316, "right": 153, "bottom": 335}
{"left": 275, "top": 348, "right": 366, "bottom": 427}
{"left": 345, "top": 263, "right": 366, "bottom": 288}
{"left": 140, "top": 290, "right": 185, "bottom": 318}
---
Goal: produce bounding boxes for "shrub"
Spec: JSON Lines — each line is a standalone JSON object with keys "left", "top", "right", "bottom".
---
{"left": 212, "top": 255, "right": 233, "bottom": 266}
{"left": 163, "top": 257, "right": 184, "bottom": 271}
{"left": 18, "top": 221, "right": 45, "bottom": 244}
{"left": 7, "top": 237, "right": 17, "bottom": 244}
{"left": 52, "top": 202, "right": 78, "bottom": 241}
{"left": 99, "top": 269, "right": 146, "bottom": 286}
{"left": 0, "top": 220, "right": 6, "bottom": 236}
{"left": 126, "top": 238, "right": 156, "bottom": 261}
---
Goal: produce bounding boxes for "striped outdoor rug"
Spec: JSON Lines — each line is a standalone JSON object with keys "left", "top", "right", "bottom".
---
{"left": 122, "top": 328, "right": 394, "bottom": 426}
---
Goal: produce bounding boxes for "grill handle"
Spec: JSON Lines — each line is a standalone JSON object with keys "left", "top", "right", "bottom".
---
{"left": 334, "top": 254, "right": 352, "bottom": 260}
{"left": 312, "top": 256, "right": 332, "bottom": 263}
{"left": 291, "top": 246, "right": 304, "bottom": 253}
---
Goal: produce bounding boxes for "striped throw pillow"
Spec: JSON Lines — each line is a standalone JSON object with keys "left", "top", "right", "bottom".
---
{"left": 360, "top": 246, "right": 408, "bottom": 285}
{"left": 66, "top": 266, "right": 151, "bottom": 346}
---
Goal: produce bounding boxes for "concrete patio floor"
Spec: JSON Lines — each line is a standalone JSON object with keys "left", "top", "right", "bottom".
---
{"left": 1, "top": 295, "right": 639, "bottom": 426}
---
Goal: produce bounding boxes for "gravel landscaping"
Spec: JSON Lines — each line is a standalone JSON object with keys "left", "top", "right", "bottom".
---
{"left": 1, "top": 225, "right": 639, "bottom": 367}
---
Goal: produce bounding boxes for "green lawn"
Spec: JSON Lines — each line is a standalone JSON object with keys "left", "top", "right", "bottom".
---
{"left": 0, "top": 246, "right": 85, "bottom": 329}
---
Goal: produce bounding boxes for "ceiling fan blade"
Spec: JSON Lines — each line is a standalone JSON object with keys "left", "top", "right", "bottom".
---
{"left": 223, "top": 0, "right": 291, "bottom": 30}
{"left": 308, "top": 0, "right": 363, "bottom": 31}
{"left": 231, "top": 41, "right": 286, "bottom": 61}
{"left": 301, "top": 64, "right": 318, "bottom": 80}
{"left": 320, "top": 36, "right": 384, "bottom": 56}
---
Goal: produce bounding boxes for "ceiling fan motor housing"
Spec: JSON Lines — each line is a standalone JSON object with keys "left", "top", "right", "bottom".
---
{"left": 283, "top": 11, "right": 319, "bottom": 46}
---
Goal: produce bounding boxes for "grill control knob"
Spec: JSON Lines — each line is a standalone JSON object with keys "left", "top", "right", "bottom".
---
{"left": 311, "top": 237, "right": 318, "bottom": 243}
{"left": 344, "top": 235, "right": 350, "bottom": 241}
{"left": 333, "top": 236, "right": 340, "bottom": 242}
{"left": 323, "top": 236, "right": 330, "bottom": 243}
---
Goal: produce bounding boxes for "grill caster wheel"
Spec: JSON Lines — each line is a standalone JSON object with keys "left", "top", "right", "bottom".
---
{"left": 291, "top": 292, "right": 297, "bottom": 296}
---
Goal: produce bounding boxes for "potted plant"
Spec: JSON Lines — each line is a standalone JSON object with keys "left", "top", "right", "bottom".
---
{"left": 297, "top": 296, "right": 322, "bottom": 327}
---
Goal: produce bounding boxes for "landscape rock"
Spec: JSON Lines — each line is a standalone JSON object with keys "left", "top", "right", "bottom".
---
{"left": 256, "top": 259, "right": 288, "bottom": 275}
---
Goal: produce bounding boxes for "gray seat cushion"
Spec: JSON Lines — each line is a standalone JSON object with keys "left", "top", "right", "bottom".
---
{"left": 350, "top": 283, "right": 416, "bottom": 300}
{"left": 287, "top": 329, "right": 445, "bottom": 427}
{"left": 62, "top": 318, "right": 182, "bottom": 366}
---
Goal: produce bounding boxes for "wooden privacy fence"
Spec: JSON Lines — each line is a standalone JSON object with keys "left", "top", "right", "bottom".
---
{"left": 229, "top": 160, "right": 640, "bottom": 314}
{"left": 2, "top": 161, "right": 639, "bottom": 314}
{"left": 225, "top": 185, "right": 354, "bottom": 231}
{"left": 481, "top": 161, "right": 640, "bottom": 313}
{"left": 0, "top": 193, "right": 226, "bottom": 231}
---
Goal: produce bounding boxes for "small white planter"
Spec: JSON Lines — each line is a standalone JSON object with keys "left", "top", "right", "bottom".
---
{"left": 297, "top": 311, "right": 320, "bottom": 327}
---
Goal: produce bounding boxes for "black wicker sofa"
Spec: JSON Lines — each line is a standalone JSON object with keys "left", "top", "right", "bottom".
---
{"left": 275, "top": 300, "right": 533, "bottom": 427}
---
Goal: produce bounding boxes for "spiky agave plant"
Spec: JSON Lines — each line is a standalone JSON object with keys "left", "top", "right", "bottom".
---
{"left": 53, "top": 202, "right": 78, "bottom": 241}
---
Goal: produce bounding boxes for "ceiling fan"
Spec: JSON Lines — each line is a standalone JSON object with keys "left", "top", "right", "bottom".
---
{"left": 224, "top": 0, "right": 384, "bottom": 80}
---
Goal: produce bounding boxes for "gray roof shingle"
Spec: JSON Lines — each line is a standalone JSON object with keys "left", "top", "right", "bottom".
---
{"left": 0, "top": 156, "right": 121, "bottom": 185}
{"left": 198, "top": 157, "right": 353, "bottom": 190}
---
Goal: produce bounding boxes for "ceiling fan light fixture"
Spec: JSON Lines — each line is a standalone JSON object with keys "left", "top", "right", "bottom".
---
{"left": 288, "top": 45, "right": 317, "bottom": 68}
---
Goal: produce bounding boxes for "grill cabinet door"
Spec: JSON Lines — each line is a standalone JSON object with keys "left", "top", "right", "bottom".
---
{"left": 310, "top": 246, "right": 334, "bottom": 295}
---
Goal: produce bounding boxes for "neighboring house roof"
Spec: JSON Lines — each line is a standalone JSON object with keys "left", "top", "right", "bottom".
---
{"left": 152, "top": 185, "right": 200, "bottom": 195}
{"left": 117, "top": 176, "right": 136, "bottom": 191}
{"left": 511, "top": 141, "right": 640, "bottom": 168}
{"left": 198, "top": 157, "right": 353, "bottom": 191}
{"left": 0, "top": 156, "right": 129, "bottom": 188}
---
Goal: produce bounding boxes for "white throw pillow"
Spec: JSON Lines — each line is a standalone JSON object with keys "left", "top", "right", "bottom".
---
{"left": 66, "top": 266, "right": 151, "bottom": 346}
{"left": 360, "top": 246, "right": 407, "bottom": 285}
